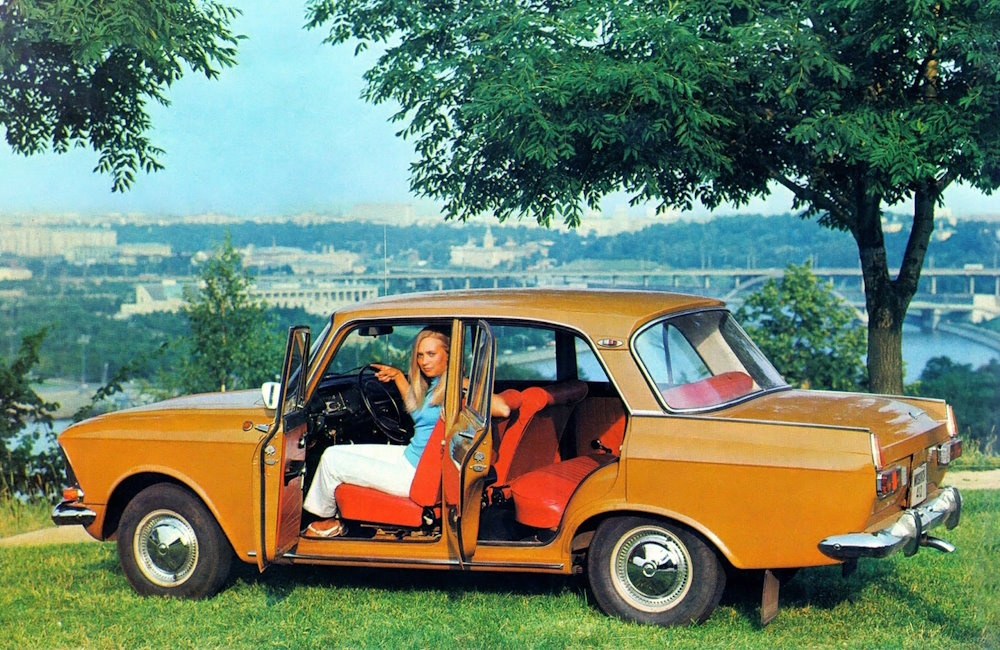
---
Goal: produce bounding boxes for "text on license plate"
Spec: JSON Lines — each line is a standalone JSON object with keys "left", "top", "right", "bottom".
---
{"left": 911, "top": 463, "right": 927, "bottom": 506}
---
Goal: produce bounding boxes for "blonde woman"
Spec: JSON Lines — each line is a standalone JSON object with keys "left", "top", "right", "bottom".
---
{"left": 303, "top": 327, "right": 508, "bottom": 537}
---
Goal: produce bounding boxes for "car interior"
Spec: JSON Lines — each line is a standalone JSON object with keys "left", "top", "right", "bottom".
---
{"left": 298, "top": 319, "right": 628, "bottom": 544}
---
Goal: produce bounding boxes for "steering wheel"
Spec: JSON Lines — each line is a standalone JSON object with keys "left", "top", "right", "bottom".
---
{"left": 357, "top": 366, "right": 411, "bottom": 443}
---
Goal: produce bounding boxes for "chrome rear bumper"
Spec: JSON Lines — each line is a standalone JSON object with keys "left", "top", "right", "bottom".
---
{"left": 52, "top": 500, "right": 97, "bottom": 528}
{"left": 818, "top": 486, "right": 962, "bottom": 560}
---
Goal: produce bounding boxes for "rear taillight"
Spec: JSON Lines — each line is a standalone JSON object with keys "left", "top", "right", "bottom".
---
{"left": 946, "top": 405, "right": 958, "bottom": 437}
{"left": 936, "top": 438, "right": 963, "bottom": 466}
{"left": 876, "top": 465, "right": 907, "bottom": 499}
{"left": 870, "top": 433, "right": 885, "bottom": 470}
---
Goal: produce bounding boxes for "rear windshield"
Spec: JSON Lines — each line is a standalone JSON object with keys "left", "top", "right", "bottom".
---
{"left": 634, "top": 310, "right": 787, "bottom": 411}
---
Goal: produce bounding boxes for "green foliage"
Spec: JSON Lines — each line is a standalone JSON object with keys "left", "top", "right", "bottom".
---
{"left": 306, "top": 0, "right": 739, "bottom": 226}
{"left": 171, "top": 235, "right": 283, "bottom": 393}
{"left": 910, "top": 357, "right": 999, "bottom": 454}
{"left": 1, "top": 490, "right": 997, "bottom": 647}
{"left": 0, "top": 329, "right": 62, "bottom": 500}
{"left": 309, "top": 0, "right": 1000, "bottom": 394}
{"left": 0, "top": 0, "right": 242, "bottom": 191}
{"left": 736, "top": 263, "right": 867, "bottom": 390}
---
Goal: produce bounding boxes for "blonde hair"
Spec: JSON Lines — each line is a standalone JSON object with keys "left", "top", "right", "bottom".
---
{"left": 405, "top": 327, "right": 450, "bottom": 412}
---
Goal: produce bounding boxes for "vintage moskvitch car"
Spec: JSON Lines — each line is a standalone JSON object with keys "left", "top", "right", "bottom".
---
{"left": 53, "top": 288, "right": 963, "bottom": 627}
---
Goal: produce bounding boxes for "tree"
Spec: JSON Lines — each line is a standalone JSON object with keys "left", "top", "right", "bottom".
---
{"left": 174, "top": 235, "right": 282, "bottom": 394}
{"left": 910, "top": 357, "right": 999, "bottom": 453}
{"left": 1, "top": 0, "right": 241, "bottom": 191}
{"left": 306, "top": 0, "right": 1000, "bottom": 394}
{"left": 1, "top": 329, "right": 61, "bottom": 499}
{"left": 736, "top": 263, "right": 867, "bottom": 391}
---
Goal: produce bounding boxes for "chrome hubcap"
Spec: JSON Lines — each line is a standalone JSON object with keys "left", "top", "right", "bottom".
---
{"left": 611, "top": 526, "right": 692, "bottom": 612}
{"left": 134, "top": 509, "right": 199, "bottom": 587}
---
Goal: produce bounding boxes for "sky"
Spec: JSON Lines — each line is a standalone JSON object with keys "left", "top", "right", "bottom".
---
{"left": 0, "top": 1, "right": 996, "bottom": 221}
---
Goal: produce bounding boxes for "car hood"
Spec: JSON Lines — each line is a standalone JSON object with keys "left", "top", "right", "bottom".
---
{"left": 725, "top": 389, "right": 950, "bottom": 462}
{"left": 123, "top": 389, "right": 269, "bottom": 414}
{"left": 59, "top": 389, "right": 274, "bottom": 444}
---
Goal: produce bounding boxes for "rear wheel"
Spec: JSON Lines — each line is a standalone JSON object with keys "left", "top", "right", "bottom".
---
{"left": 587, "top": 516, "right": 725, "bottom": 626}
{"left": 117, "top": 483, "right": 233, "bottom": 599}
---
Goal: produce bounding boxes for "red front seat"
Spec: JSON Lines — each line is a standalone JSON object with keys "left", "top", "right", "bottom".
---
{"left": 335, "top": 419, "right": 447, "bottom": 528}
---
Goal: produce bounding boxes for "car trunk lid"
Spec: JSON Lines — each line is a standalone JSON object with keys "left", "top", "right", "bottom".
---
{"left": 724, "top": 389, "right": 951, "bottom": 465}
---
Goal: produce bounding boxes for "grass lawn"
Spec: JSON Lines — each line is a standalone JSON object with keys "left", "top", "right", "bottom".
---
{"left": 0, "top": 490, "right": 996, "bottom": 649}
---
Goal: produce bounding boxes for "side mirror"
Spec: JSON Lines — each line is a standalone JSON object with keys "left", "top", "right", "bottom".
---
{"left": 261, "top": 382, "right": 281, "bottom": 410}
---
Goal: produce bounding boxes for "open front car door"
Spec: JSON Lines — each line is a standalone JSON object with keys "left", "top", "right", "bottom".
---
{"left": 443, "top": 320, "right": 497, "bottom": 565}
{"left": 257, "top": 325, "right": 310, "bottom": 569}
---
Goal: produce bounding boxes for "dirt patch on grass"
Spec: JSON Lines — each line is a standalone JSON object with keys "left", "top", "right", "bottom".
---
{"left": 944, "top": 469, "right": 1000, "bottom": 491}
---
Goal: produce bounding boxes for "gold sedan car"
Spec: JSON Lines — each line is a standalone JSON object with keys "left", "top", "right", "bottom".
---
{"left": 53, "top": 289, "right": 963, "bottom": 627}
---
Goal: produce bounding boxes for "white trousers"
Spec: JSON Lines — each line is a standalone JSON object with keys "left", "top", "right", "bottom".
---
{"left": 302, "top": 444, "right": 417, "bottom": 519}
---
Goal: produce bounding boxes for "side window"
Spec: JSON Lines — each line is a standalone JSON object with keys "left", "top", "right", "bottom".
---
{"left": 575, "top": 337, "right": 610, "bottom": 382}
{"left": 494, "top": 325, "right": 556, "bottom": 381}
{"left": 490, "top": 324, "right": 610, "bottom": 383}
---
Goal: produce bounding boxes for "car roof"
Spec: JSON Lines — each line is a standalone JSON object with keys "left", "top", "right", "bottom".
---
{"left": 333, "top": 288, "right": 725, "bottom": 338}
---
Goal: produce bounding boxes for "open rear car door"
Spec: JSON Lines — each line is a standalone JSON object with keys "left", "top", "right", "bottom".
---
{"left": 443, "top": 320, "right": 496, "bottom": 565}
{"left": 257, "top": 325, "right": 310, "bottom": 569}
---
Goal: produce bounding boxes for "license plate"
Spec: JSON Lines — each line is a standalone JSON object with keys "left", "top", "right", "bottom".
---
{"left": 911, "top": 463, "right": 927, "bottom": 506}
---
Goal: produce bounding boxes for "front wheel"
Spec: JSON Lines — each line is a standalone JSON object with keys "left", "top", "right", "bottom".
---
{"left": 117, "top": 483, "right": 233, "bottom": 599}
{"left": 587, "top": 516, "right": 725, "bottom": 626}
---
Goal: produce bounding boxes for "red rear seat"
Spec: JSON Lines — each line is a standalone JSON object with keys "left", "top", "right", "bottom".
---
{"left": 509, "top": 454, "right": 616, "bottom": 529}
{"left": 661, "top": 371, "right": 753, "bottom": 409}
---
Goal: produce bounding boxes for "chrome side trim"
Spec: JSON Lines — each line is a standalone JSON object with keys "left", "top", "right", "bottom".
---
{"left": 51, "top": 501, "right": 97, "bottom": 528}
{"left": 284, "top": 553, "right": 461, "bottom": 568}
{"left": 818, "top": 487, "right": 962, "bottom": 560}
{"left": 282, "top": 553, "right": 564, "bottom": 571}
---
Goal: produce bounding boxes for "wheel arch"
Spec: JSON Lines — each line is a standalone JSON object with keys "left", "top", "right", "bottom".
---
{"left": 103, "top": 472, "right": 233, "bottom": 555}
{"left": 570, "top": 507, "right": 732, "bottom": 566}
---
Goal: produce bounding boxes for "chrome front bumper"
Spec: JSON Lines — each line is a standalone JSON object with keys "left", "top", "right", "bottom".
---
{"left": 818, "top": 486, "right": 962, "bottom": 561}
{"left": 52, "top": 500, "right": 97, "bottom": 528}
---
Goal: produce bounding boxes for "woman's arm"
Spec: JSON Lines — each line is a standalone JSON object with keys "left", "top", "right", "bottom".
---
{"left": 491, "top": 392, "right": 510, "bottom": 419}
{"left": 370, "top": 363, "right": 410, "bottom": 396}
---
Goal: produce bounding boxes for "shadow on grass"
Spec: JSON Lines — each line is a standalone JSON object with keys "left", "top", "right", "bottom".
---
{"left": 231, "top": 558, "right": 911, "bottom": 625}
{"left": 227, "top": 559, "right": 589, "bottom": 609}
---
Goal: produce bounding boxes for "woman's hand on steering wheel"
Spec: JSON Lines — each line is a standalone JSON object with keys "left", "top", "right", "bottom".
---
{"left": 357, "top": 365, "right": 411, "bottom": 443}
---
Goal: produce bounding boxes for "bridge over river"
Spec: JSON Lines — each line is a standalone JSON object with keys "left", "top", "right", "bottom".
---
{"left": 347, "top": 265, "right": 1000, "bottom": 327}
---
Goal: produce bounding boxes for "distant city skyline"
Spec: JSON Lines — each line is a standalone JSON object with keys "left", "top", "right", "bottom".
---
{"left": 0, "top": 1, "right": 996, "bottom": 222}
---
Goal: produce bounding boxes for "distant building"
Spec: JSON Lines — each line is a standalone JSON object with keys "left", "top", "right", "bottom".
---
{"left": 0, "top": 266, "right": 32, "bottom": 281}
{"left": 449, "top": 227, "right": 549, "bottom": 269}
{"left": 240, "top": 244, "right": 363, "bottom": 275}
{"left": 0, "top": 225, "right": 116, "bottom": 257}
{"left": 117, "top": 280, "right": 190, "bottom": 318}
{"left": 255, "top": 279, "right": 379, "bottom": 315}
{"left": 117, "top": 277, "right": 379, "bottom": 318}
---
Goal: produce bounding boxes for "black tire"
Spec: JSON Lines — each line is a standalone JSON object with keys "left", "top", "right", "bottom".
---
{"left": 117, "top": 483, "right": 233, "bottom": 599}
{"left": 587, "top": 516, "right": 725, "bottom": 626}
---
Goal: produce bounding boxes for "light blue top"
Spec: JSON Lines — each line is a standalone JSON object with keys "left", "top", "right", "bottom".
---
{"left": 403, "top": 377, "right": 442, "bottom": 468}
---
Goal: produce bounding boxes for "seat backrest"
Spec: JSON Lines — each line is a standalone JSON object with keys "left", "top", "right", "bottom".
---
{"left": 495, "top": 380, "right": 588, "bottom": 485}
{"left": 408, "top": 418, "right": 448, "bottom": 506}
{"left": 573, "top": 397, "right": 627, "bottom": 457}
{"left": 492, "top": 388, "right": 524, "bottom": 459}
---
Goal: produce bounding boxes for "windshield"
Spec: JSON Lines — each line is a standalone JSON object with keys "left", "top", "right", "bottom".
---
{"left": 634, "top": 310, "right": 787, "bottom": 411}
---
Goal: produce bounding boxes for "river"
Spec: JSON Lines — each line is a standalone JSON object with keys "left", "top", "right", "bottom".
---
{"left": 901, "top": 325, "right": 1000, "bottom": 383}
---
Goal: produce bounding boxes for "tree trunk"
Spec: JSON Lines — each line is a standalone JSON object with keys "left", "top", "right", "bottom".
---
{"left": 865, "top": 296, "right": 906, "bottom": 394}
{"left": 852, "top": 184, "right": 937, "bottom": 395}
